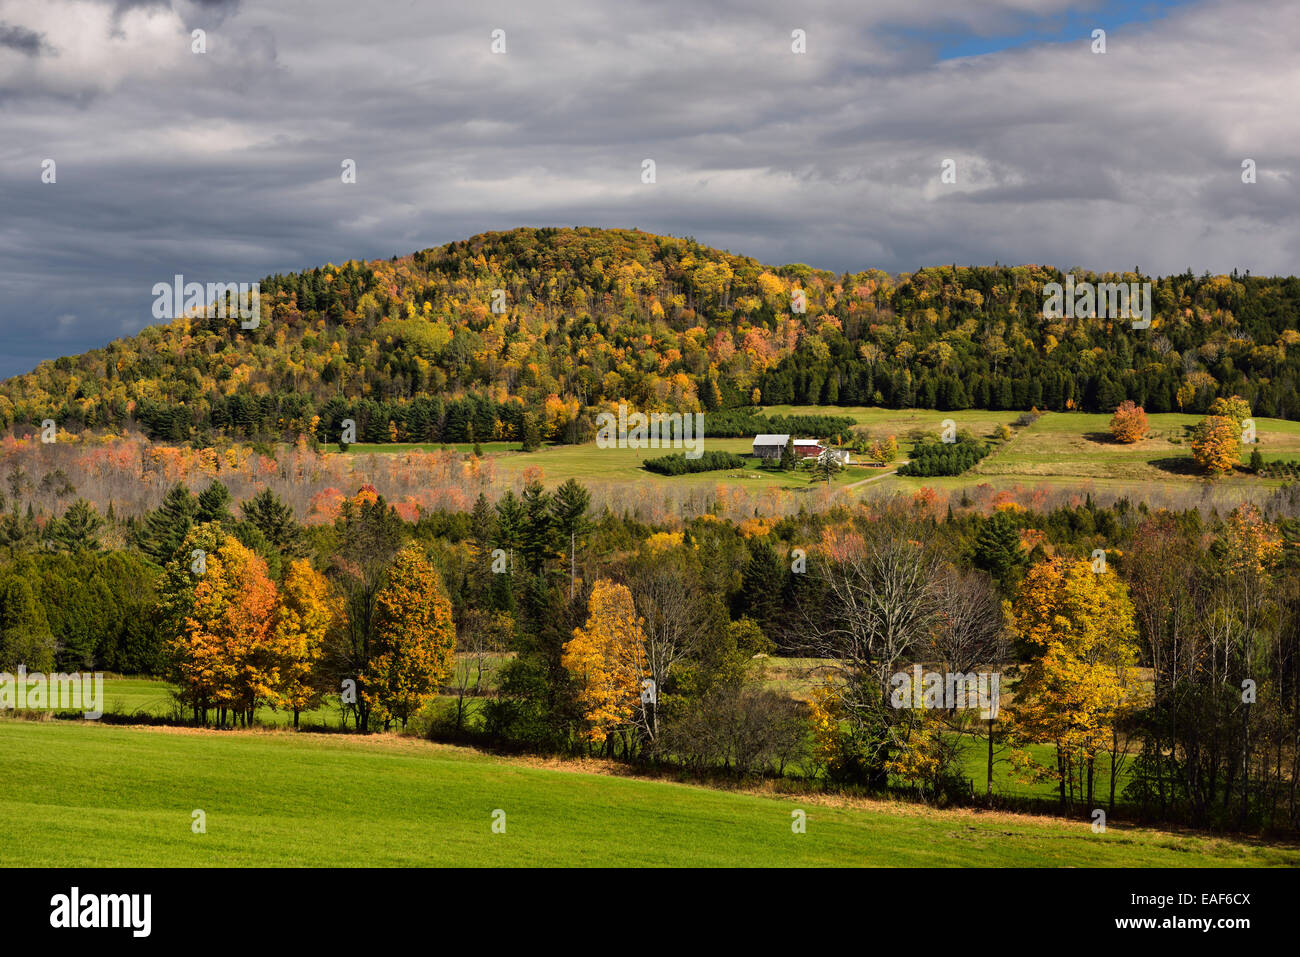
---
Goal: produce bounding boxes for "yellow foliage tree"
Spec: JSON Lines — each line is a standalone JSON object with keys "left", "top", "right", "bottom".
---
{"left": 563, "top": 579, "right": 648, "bottom": 749}
{"left": 1191, "top": 415, "right": 1240, "bottom": 474}
{"left": 364, "top": 544, "right": 456, "bottom": 730}
{"left": 1010, "top": 558, "right": 1139, "bottom": 809}
{"left": 275, "top": 559, "right": 335, "bottom": 728}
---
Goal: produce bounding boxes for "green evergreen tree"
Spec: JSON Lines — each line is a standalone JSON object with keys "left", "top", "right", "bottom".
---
{"left": 779, "top": 437, "right": 796, "bottom": 471}
{"left": 196, "top": 480, "right": 233, "bottom": 526}
{"left": 0, "top": 574, "right": 56, "bottom": 671}
{"left": 49, "top": 499, "right": 103, "bottom": 552}
{"left": 551, "top": 479, "right": 590, "bottom": 599}
{"left": 132, "top": 483, "right": 198, "bottom": 566}
{"left": 972, "top": 511, "right": 1028, "bottom": 588}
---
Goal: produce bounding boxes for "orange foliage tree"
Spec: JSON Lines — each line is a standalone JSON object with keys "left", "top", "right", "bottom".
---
{"left": 1108, "top": 400, "right": 1147, "bottom": 443}
{"left": 160, "top": 523, "right": 283, "bottom": 726}
{"left": 1191, "top": 415, "right": 1240, "bottom": 474}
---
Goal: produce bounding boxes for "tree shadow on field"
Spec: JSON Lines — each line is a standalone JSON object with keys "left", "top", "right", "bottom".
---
{"left": 1149, "top": 455, "right": 1202, "bottom": 476}
{"left": 1083, "top": 431, "right": 1121, "bottom": 445}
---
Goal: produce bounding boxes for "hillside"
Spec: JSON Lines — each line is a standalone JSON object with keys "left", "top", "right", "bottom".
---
{"left": 2, "top": 227, "right": 1300, "bottom": 446}
{"left": 5, "top": 721, "right": 1295, "bottom": 867}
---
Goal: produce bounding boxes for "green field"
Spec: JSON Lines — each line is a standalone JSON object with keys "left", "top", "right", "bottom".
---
{"left": 3, "top": 720, "right": 1294, "bottom": 867}
{"left": 349, "top": 436, "right": 875, "bottom": 489}
{"left": 51, "top": 672, "right": 1124, "bottom": 804}
{"left": 342, "top": 407, "right": 1299, "bottom": 498}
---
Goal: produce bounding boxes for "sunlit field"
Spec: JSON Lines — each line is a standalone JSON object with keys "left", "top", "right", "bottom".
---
{"left": 4, "top": 721, "right": 1294, "bottom": 868}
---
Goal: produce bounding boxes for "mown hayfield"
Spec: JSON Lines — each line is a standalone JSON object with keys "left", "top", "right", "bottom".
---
{"left": 339, "top": 407, "right": 1299, "bottom": 498}
{"left": 3, "top": 720, "right": 1295, "bottom": 867}
{"left": 64, "top": 674, "right": 1121, "bottom": 804}
{"left": 970, "top": 412, "right": 1300, "bottom": 483}
{"left": 350, "top": 436, "right": 872, "bottom": 489}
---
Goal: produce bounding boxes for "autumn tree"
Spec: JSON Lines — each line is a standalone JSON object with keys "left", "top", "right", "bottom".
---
{"left": 1108, "top": 401, "right": 1148, "bottom": 443}
{"left": 1010, "top": 558, "right": 1139, "bottom": 810}
{"left": 325, "top": 491, "right": 403, "bottom": 730}
{"left": 159, "top": 524, "right": 282, "bottom": 726}
{"left": 624, "top": 548, "right": 714, "bottom": 746}
{"left": 363, "top": 544, "right": 456, "bottom": 730}
{"left": 563, "top": 579, "right": 649, "bottom": 754}
{"left": 799, "top": 506, "right": 947, "bottom": 788}
{"left": 1208, "top": 394, "right": 1251, "bottom": 430}
{"left": 1191, "top": 415, "right": 1240, "bottom": 474}
{"left": 927, "top": 567, "right": 1010, "bottom": 798}
{"left": 275, "top": 559, "right": 335, "bottom": 728}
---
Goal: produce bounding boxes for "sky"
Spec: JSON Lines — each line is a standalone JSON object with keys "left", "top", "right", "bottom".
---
{"left": 0, "top": 0, "right": 1297, "bottom": 378}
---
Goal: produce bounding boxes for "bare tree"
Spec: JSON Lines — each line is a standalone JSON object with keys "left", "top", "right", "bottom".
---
{"left": 453, "top": 608, "right": 509, "bottom": 731}
{"left": 798, "top": 507, "right": 947, "bottom": 786}
{"left": 927, "top": 566, "right": 1009, "bottom": 799}
{"left": 626, "top": 556, "right": 706, "bottom": 746}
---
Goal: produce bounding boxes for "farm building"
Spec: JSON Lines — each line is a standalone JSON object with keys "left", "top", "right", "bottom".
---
{"left": 792, "top": 439, "right": 824, "bottom": 459}
{"left": 751, "top": 434, "right": 790, "bottom": 459}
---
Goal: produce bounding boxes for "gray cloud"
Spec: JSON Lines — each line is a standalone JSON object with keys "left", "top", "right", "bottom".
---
{"left": 0, "top": 0, "right": 1297, "bottom": 378}
{"left": 0, "top": 21, "right": 50, "bottom": 54}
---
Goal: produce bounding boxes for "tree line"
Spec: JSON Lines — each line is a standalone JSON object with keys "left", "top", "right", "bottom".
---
{"left": 3, "top": 473, "right": 1300, "bottom": 832}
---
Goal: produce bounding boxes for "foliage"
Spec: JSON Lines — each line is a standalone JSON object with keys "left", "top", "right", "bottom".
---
{"left": 1190, "top": 415, "right": 1241, "bottom": 474}
{"left": 1108, "top": 400, "right": 1147, "bottom": 443}
{"left": 562, "top": 579, "right": 648, "bottom": 743}
{"left": 897, "top": 436, "right": 989, "bottom": 476}
{"left": 642, "top": 450, "right": 746, "bottom": 475}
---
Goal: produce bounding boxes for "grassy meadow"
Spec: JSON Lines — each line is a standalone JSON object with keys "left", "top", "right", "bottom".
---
{"left": 29, "top": 671, "right": 1146, "bottom": 806}
{"left": 342, "top": 406, "right": 1300, "bottom": 498}
{"left": 4, "top": 720, "right": 1295, "bottom": 867}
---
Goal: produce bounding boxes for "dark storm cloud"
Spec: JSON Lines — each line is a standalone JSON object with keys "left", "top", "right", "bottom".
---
{"left": 0, "top": 21, "right": 50, "bottom": 54}
{"left": 0, "top": 0, "right": 1296, "bottom": 378}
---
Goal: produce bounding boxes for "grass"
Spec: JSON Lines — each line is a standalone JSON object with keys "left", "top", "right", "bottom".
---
{"left": 338, "top": 407, "right": 1300, "bottom": 498}
{"left": 46, "top": 674, "right": 1118, "bottom": 805}
{"left": 3, "top": 720, "right": 1295, "bottom": 867}
{"left": 351, "top": 436, "right": 874, "bottom": 489}
{"left": 90, "top": 676, "right": 344, "bottom": 728}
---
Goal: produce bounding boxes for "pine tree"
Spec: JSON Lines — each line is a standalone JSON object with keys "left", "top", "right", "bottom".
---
{"left": 133, "top": 483, "right": 198, "bottom": 566}
{"left": 779, "top": 437, "right": 796, "bottom": 471}
{"left": 240, "top": 488, "right": 303, "bottom": 555}
{"left": 0, "top": 574, "right": 56, "bottom": 671}
{"left": 519, "top": 480, "right": 554, "bottom": 574}
{"left": 973, "top": 511, "right": 1027, "bottom": 588}
{"left": 196, "top": 480, "right": 233, "bottom": 526}
{"left": 50, "top": 499, "right": 103, "bottom": 552}
{"left": 551, "top": 479, "right": 590, "bottom": 599}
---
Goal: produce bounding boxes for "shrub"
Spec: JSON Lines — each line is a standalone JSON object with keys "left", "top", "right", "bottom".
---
{"left": 642, "top": 450, "right": 747, "bottom": 475}
{"left": 897, "top": 437, "right": 989, "bottom": 477}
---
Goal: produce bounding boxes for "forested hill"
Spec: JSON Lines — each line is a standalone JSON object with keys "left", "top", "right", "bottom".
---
{"left": 3, "top": 226, "right": 1299, "bottom": 445}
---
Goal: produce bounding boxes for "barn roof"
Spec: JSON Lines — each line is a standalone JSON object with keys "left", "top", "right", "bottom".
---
{"left": 752, "top": 433, "right": 790, "bottom": 445}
